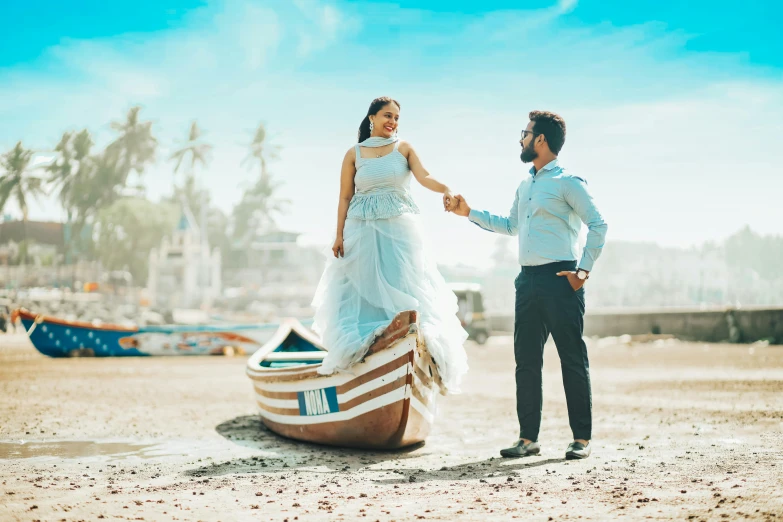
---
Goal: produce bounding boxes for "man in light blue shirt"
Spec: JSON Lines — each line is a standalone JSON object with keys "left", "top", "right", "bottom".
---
{"left": 449, "top": 110, "right": 607, "bottom": 460}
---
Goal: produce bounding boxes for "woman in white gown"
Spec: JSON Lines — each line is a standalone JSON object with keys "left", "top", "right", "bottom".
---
{"left": 312, "top": 96, "right": 469, "bottom": 393}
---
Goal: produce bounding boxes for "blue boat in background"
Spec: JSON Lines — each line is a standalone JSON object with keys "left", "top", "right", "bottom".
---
{"left": 12, "top": 308, "right": 288, "bottom": 357}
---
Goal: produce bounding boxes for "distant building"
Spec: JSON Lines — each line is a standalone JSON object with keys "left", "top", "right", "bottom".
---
{"left": 0, "top": 219, "right": 73, "bottom": 288}
{"left": 146, "top": 204, "right": 221, "bottom": 310}
{"left": 0, "top": 220, "right": 64, "bottom": 265}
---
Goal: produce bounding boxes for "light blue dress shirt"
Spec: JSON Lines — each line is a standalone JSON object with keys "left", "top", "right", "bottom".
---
{"left": 468, "top": 159, "right": 608, "bottom": 271}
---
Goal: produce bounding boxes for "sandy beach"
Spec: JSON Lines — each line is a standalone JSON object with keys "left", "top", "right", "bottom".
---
{"left": 1, "top": 332, "right": 782, "bottom": 521}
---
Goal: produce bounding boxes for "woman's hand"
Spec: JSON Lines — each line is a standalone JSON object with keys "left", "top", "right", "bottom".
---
{"left": 332, "top": 236, "right": 345, "bottom": 258}
{"left": 443, "top": 189, "right": 459, "bottom": 212}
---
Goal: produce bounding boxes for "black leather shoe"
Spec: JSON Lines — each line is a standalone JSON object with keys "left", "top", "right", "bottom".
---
{"left": 500, "top": 439, "right": 541, "bottom": 458}
{"left": 565, "top": 441, "right": 591, "bottom": 460}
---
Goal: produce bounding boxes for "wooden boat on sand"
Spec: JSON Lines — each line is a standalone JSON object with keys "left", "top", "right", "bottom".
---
{"left": 11, "top": 308, "right": 278, "bottom": 357}
{"left": 246, "top": 310, "right": 443, "bottom": 449}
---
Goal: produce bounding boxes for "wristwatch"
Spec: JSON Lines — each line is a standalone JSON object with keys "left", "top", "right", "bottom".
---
{"left": 576, "top": 269, "right": 589, "bottom": 280}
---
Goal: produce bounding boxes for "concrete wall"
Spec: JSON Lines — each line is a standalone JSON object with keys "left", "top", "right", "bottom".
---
{"left": 488, "top": 307, "right": 783, "bottom": 344}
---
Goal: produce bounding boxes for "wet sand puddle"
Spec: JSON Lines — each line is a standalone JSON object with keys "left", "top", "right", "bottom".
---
{"left": 0, "top": 438, "right": 279, "bottom": 464}
{"left": 0, "top": 440, "right": 169, "bottom": 460}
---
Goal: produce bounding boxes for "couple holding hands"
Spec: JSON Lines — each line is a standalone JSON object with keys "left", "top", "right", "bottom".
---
{"left": 312, "top": 97, "right": 607, "bottom": 460}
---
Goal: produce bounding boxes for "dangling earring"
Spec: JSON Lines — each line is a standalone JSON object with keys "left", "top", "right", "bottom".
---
{"left": 369, "top": 121, "right": 374, "bottom": 133}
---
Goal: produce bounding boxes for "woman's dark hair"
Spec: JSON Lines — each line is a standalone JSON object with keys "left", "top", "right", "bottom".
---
{"left": 529, "top": 110, "right": 566, "bottom": 155}
{"left": 358, "top": 97, "right": 401, "bottom": 143}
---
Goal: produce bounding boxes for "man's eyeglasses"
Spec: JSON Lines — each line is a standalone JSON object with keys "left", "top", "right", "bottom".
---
{"left": 521, "top": 130, "right": 536, "bottom": 140}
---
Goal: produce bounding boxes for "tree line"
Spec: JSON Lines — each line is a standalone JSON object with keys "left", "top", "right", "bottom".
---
{"left": 0, "top": 106, "right": 288, "bottom": 282}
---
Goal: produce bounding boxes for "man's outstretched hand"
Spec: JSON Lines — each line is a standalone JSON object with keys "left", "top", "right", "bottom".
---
{"left": 443, "top": 190, "right": 459, "bottom": 212}
{"left": 448, "top": 194, "right": 471, "bottom": 217}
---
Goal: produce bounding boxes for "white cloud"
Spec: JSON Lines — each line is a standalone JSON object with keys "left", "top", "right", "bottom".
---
{"left": 557, "top": 0, "right": 579, "bottom": 14}
{"left": 292, "top": 1, "right": 357, "bottom": 57}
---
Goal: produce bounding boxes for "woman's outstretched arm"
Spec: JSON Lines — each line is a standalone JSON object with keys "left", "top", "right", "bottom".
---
{"left": 400, "top": 141, "right": 458, "bottom": 211}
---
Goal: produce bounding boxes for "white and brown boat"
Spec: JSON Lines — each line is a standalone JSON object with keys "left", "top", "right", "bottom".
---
{"left": 245, "top": 311, "right": 443, "bottom": 449}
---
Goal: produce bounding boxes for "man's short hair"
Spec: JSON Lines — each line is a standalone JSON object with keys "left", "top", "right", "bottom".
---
{"left": 529, "top": 111, "right": 566, "bottom": 155}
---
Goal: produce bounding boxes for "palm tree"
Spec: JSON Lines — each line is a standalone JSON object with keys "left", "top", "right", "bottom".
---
{"left": 44, "top": 129, "right": 94, "bottom": 221}
{"left": 232, "top": 176, "right": 289, "bottom": 242}
{"left": 168, "top": 173, "right": 207, "bottom": 219}
{"left": 235, "top": 122, "right": 286, "bottom": 238}
{"left": 170, "top": 121, "right": 213, "bottom": 282}
{"left": 0, "top": 142, "right": 47, "bottom": 264}
{"left": 170, "top": 121, "right": 212, "bottom": 182}
{"left": 53, "top": 149, "right": 119, "bottom": 247}
{"left": 45, "top": 131, "right": 75, "bottom": 196}
{"left": 243, "top": 122, "right": 280, "bottom": 183}
{"left": 78, "top": 151, "right": 122, "bottom": 216}
{"left": 43, "top": 129, "right": 95, "bottom": 265}
{"left": 106, "top": 106, "right": 157, "bottom": 189}
{"left": 169, "top": 121, "right": 212, "bottom": 226}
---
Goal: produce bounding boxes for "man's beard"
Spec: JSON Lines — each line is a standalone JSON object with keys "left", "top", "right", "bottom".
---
{"left": 520, "top": 141, "right": 538, "bottom": 163}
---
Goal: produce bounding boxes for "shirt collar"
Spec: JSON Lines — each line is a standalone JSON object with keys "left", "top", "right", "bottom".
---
{"left": 529, "top": 158, "right": 560, "bottom": 177}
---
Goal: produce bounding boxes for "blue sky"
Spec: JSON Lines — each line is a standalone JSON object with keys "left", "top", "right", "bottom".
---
{"left": 3, "top": 0, "right": 780, "bottom": 68}
{"left": 1, "top": 0, "right": 781, "bottom": 268}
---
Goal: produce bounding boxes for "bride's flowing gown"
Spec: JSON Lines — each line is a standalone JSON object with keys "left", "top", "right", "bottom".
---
{"left": 311, "top": 136, "right": 469, "bottom": 393}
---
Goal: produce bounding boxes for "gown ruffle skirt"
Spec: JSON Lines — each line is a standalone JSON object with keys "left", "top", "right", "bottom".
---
{"left": 311, "top": 139, "right": 468, "bottom": 393}
{"left": 312, "top": 213, "right": 469, "bottom": 393}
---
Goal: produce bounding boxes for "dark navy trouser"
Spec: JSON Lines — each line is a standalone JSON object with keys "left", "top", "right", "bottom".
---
{"left": 514, "top": 260, "right": 592, "bottom": 441}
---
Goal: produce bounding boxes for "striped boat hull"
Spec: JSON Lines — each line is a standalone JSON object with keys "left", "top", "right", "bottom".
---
{"left": 246, "top": 311, "right": 442, "bottom": 449}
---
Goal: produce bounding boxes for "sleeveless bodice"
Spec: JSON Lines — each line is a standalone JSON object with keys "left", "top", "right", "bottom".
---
{"left": 347, "top": 138, "right": 420, "bottom": 220}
